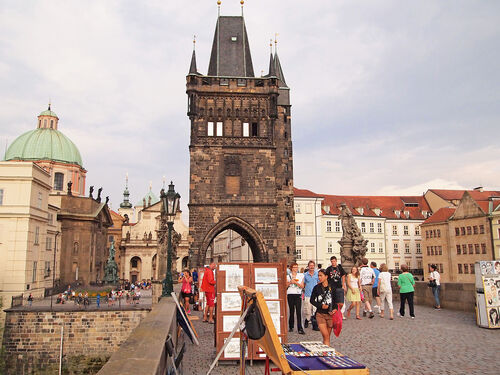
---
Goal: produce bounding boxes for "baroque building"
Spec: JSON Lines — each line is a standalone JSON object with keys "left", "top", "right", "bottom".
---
{"left": 187, "top": 11, "right": 295, "bottom": 266}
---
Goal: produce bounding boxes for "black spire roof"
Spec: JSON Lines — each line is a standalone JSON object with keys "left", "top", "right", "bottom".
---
{"left": 189, "top": 49, "right": 199, "bottom": 75}
{"left": 267, "top": 52, "right": 276, "bottom": 77}
{"left": 207, "top": 16, "right": 254, "bottom": 77}
{"left": 274, "top": 52, "right": 287, "bottom": 87}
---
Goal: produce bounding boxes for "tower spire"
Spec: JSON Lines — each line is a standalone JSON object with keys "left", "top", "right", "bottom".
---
{"left": 241, "top": 0, "right": 244, "bottom": 16}
{"left": 120, "top": 172, "right": 132, "bottom": 209}
{"left": 189, "top": 35, "right": 199, "bottom": 75}
{"left": 268, "top": 39, "right": 276, "bottom": 77}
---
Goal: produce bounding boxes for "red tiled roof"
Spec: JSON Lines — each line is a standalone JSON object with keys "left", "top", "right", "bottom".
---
{"left": 421, "top": 207, "right": 455, "bottom": 225}
{"left": 429, "top": 189, "right": 500, "bottom": 202}
{"left": 293, "top": 188, "right": 323, "bottom": 198}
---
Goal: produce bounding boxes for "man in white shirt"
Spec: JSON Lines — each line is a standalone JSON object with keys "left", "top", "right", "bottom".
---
{"left": 359, "top": 257, "right": 375, "bottom": 318}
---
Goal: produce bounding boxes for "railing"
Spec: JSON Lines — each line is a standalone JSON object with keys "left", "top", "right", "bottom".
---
{"left": 11, "top": 294, "right": 23, "bottom": 307}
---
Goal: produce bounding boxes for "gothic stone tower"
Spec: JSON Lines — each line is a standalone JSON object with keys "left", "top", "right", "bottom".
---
{"left": 187, "top": 13, "right": 295, "bottom": 266}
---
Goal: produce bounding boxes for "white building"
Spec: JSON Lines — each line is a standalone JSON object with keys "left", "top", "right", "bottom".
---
{"left": 294, "top": 188, "right": 429, "bottom": 278}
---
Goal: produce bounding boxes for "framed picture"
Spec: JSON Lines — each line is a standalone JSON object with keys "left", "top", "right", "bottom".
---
{"left": 270, "top": 313, "right": 281, "bottom": 334}
{"left": 266, "top": 300, "right": 281, "bottom": 314}
{"left": 255, "top": 267, "right": 278, "bottom": 283}
{"left": 255, "top": 284, "right": 279, "bottom": 300}
{"left": 221, "top": 292, "right": 241, "bottom": 311}
{"left": 224, "top": 337, "right": 246, "bottom": 358}
{"left": 225, "top": 268, "right": 244, "bottom": 291}
{"left": 223, "top": 315, "right": 241, "bottom": 332}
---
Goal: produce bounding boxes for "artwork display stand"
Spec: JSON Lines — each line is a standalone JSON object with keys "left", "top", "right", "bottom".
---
{"left": 215, "top": 261, "right": 287, "bottom": 361}
{"left": 238, "top": 286, "right": 370, "bottom": 375}
{"left": 475, "top": 261, "right": 500, "bottom": 329}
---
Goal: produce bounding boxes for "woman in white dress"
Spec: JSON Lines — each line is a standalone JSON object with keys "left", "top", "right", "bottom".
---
{"left": 377, "top": 263, "right": 394, "bottom": 320}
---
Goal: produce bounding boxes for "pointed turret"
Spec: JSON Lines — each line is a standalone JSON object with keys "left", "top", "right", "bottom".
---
{"left": 274, "top": 52, "right": 287, "bottom": 87}
{"left": 267, "top": 52, "right": 276, "bottom": 77}
{"left": 189, "top": 49, "right": 199, "bottom": 75}
{"left": 120, "top": 174, "right": 132, "bottom": 209}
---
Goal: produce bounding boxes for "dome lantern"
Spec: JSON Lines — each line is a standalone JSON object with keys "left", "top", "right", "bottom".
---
{"left": 37, "top": 103, "right": 59, "bottom": 130}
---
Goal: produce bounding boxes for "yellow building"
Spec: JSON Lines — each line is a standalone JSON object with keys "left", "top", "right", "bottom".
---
{"left": 0, "top": 162, "right": 61, "bottom": 310}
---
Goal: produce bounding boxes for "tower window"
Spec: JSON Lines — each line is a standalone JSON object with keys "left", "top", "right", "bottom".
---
{"left": 251, "top": 123, "right": 258, "bottom": 136}
{"left": 243, "top": 122, "right": 249, "bottom": 137}
{"left": 54, "top": 173, "right": 64, "bottom": 191}
{"left": 207, "top": 122, "right": 214, "bottom": 136}
{"left": 50, "top": 120, "right": 54, "bottom": 128}
{"left": 216, "top": 122, "right": 223, "bottom": 136}
{"left": 44, "top": 119, "right": 47, "bottom": 127}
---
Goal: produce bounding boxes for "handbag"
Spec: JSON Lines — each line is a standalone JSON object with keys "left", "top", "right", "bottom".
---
{"left": 427, "top": 280, "right": 437, "bottom": 288}
{"left": 360, "top": 290, "right": 365, "bottom": 302}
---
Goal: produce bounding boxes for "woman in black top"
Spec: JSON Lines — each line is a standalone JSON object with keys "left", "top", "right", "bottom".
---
{"left": 311, "top": 269, "right": 337, "bottom": 346}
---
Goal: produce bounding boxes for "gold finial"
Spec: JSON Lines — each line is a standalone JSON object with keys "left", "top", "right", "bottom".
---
{"left": 270, "top": 38, "right": 273, "bottom": 53}
{"left": 193, "top": 35, "right": 196, "bottom": 50}
{"left": 217, "top": 0, "right": 221, "bottom": 5}
{"left": 240, "top": 0, "right": 244, "bottom": 5}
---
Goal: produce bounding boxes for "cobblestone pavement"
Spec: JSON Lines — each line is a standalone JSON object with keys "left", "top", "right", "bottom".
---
{"left": 182, "top": 304, "right": 499, "bottom": 375}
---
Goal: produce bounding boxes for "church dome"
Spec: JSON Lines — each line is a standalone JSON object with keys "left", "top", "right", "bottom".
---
{"left": 4, "top": 105, "right": 83, "bottom": 167}
{"left": 5, "top": 128, "right": 83, "bottom": 167}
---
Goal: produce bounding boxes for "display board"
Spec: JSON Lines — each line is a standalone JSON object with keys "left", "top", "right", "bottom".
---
{"left": 475, "top": 261, "right": 500, "bottom": 329}
{"left": 215, "top": 261, "right": 287, "bottom": 361}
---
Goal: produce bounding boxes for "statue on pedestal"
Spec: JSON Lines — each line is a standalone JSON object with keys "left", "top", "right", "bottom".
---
{"left": 104, "top": 240, "right": 119, "bottom": 284}
{"left": 338, "top": 203, "right": 368, "bottom": 272}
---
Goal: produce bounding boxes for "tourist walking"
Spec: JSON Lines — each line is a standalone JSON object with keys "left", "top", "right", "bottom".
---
{"left": 397, "top": 264, "right": 416, "bottom": 318}
{"left": 370, "top": 262, "right": 381, "bottom": 313}
{"left": 345, "top": 266, "right": 362, "bottom": 319}
{"left": 303, "top": 260, "right": 319, "bottom": 330}
{"left": 325, "top": 256, "right": 347, "bottom": 319}
{"left": 27, "top": 293, "right": 33, "bottom": 307}
{"left": 192, "top": 268, "right": 200, "bottom": 311}
{"left": 201, "top": 261, "right": 216, "bottom": 323}
{"left": 179, "top": 269, "right": 193, "bottom": 314}
{"left": 96, "top": 294, "right": 101, "bottom": 308}
{"left": 359, "top": 258, "right": 375, "bottom": 318}
{"left": 310, "top": 269, "right": 337, "bottom": 346}
{"left": 428, "top": 264, "right": 441, "bottom": 309}
{"left": 377, "top": 263, "right": 393, "bottom": 319}
{"left": 287, "top": 262, "right": 305, "bottom": 334}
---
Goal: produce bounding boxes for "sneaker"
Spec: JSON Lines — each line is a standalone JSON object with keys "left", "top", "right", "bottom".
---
{"left": 411, "top": 316, "right": 415, "bottom": 319}
{"left": 298, "top": 329, "right": 305, "bottom": 335}
{"left": 369, "top": 312, "right": 374, "bottom": 319}
{"left": 397, "top": 312, "right": 403, "bottom": 317}
{"left": 289, "top": 327, "right": 293, "bottom": 332}
{"left": 304, "top": 320, "right": 309, "bottom": 328}
{"left": 363, "top": 311, "right": 367, "bottom": 317}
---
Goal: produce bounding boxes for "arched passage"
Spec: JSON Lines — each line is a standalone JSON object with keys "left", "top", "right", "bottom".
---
{"left": 129, "top": 256, "right": 142, "bottom": 283}
{"left": 199, "top": 216, "right": 267, "bottom": 264}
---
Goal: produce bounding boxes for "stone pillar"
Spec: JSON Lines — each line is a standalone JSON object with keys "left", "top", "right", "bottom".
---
{"left": 339, "top": 239, "right": 354, "bottom": 273}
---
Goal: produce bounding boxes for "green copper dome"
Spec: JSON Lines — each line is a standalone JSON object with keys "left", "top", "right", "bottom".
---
{"left": 5, "top": 128, "right": 83, "bottom": 167}
{"left": 39, "top": 109, "right": 58, "bottom": 118}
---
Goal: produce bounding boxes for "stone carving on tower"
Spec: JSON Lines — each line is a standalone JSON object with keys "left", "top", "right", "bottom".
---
{"left": 187, "top": 2, "right": 295, "bottom": 266}
{"left": 338, "top": 203, "right": 368, "bottom": 271}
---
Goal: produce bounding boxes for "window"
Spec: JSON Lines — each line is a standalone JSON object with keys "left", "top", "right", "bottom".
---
{"left": 295, "top": 225, "right": 301, "bottom": 236}
{"left": 34, "top": 227, "right": 39, "bottom": 245}
{"left": 439, "top": 264, "right": 444, "bottom": 273}
{"left": 295, "top": 203, "right": 301, "bottom": 213}
{"left": 0, "top": 188, "right": 3, "bottom": 205}
{"left": 131, "top": 258, "right": 139, "bottom": 268}
{"left": 455, "top": 227, "right": 460, "bottom": 236}
{"left": 46, "top": 237, "right": 52, "bottom": 250}
{"left": 405, "top": 243, "right": 410, "bottom": 254}
{"left": 44, "top": 261, "right": 51, "bottom": 277}
{"left": 73, "top": 242, "right": 79, "bottom": 255}
{"left": 48, "top": 213, "right": 53, "bottom": 225}
{"left": 462, "top": 244, "right": 467, "bottom": 254}
{"left": 393, "top": 243, "right": 399, "bottom": 253}
{"left": 479, "top": 225, "right": 485, "bottom": 234}
{"left": 54, "top": 173, "right": 64, "bottom": 191}
{"left": 456, "top": 245, "right": 461, "bottom": 254}
{"left": 207, "top": 122, "right": 214, "bottom": 136}
{"left": 327, "top": 242, "right": 333, "bottom": 253}
{"left": 335, "top": 221, "right": 341, "bottom": 232}
{"left": 379, "top": 243, "right": 383, "bottom": 253}
{"left": 369, "top": 223, "right": 374, "bottom": 233}
{"left": 216, "top": 122, "right": 223, "bottom": 136}
{"left": 438, "top": 246, "right": 442, "bottom": 255}
{"left": 470, "top": 264, "right": 475, "bottom": 274}
{"left": 468, "top": 244, "right": 473, "bottom": 254}
{"left": 461, "top": 227, "right": 466, "bottom": 235}
{"left": 432, "top": 230, "right": 437, "bottom": 238}
{"left": 243, "top": 122, "right": 249, "bottom": 137}
{"left": 481, "top": 243, "right": 486, "bottom": 254}
{"left": 467, "top": 226, "right": 472, "bottom": 235}
{"left": 416, "top": 243, "right": 421, "bottom": 254}
{"left": 415, "top": 226, "right": 420, "bottom": 235}
{"left": 404, "top": 225, "right": 409, "bottom": 235}
{"left": 392, "top": 225, "right": 398, "bottom": 235}
{"left": 37, "top": 192, "right": 43, "bottom": 209}
{"left": 475, "top": 244, "right": 480, "bottom": 254}
{"left": 296, "top": 248, "right": 302, "bottom": 260}
{"left": 32, "top": 261, "right": 37, "bottom": 282}
{"left": 427, "top": 246, "right": 430, "bottom": 256}
{"left": 361, "top": 222, "right": 366, "bottom": 233}
{"left": 426, "top": 230, "right": 429, "bottom": 239}
{"left": 473, "top": 226, "right": 478, "bottom": 235}
{"left": 437, "top": 229, "right": 441, "bottom": 238}
{"left": 417, "top": 260, "right": 423, "bottom": 269}
{"left": 431, "top": 246, "right": 434, "bottom": 255}
{"left": 371, "top": 243, "right": 375, "bottom": 253}
{"left": 50, "top": 120, "right": 54, "bottom": 128}
{"left": 464, "top": 264, "right": 469, "bottom": 274}
{"left": 251, "top": 122, "right": 258, "bottom": 136}
{"left": 377, "top": 223, "right": 382, "bottom": 233}
{"left": 458, "top": 264, "right": 463, "bottom": 274}
{"left": 326, "top": 221, "right": 332, "bottom": 232}
{"left": 395, "top": 262, "right": 400, "bottom": 271}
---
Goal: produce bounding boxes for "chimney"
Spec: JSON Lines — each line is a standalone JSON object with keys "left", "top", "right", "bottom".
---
{"left": 474, "top": 186, "right": 483, "bottom": 192}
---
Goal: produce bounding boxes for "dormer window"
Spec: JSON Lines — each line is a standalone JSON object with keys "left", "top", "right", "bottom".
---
{"left": 395, "top": 210, "right": 400, "bottom": 218}
{"left": 358, "top": 207, "right": 364, "bottom": 215}
{"left": 404, "top": 210, "right": 409, "bottom": 218}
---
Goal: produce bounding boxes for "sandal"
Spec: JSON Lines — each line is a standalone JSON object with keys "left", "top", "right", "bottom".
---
{"left": 208, "top": 320, "right": 215, "bottom": 324}
{"left": 356, "top": 316, "right": 362, "bottom": 320}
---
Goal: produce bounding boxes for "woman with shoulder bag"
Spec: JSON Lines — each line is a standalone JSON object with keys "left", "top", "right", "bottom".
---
{"left": 179, "top": 270, "right": 193, "bottom": 314}
{"left": 377, "top": 263, "right": 394, "bottom": 319}
{"left": 310, "top": 269, "right": 337, "bottom": 346}
{"left": 428, "top": 264, "right": 441, "bottom": 309}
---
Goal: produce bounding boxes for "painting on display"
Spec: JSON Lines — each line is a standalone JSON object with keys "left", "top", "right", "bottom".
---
{"left": 483, "top": 275, "right": 500, "bottom": 308}
{"left": 224, "top": 337, "right": 247, "bottom": 358}
{"left": 223, "top": 315, "right": 241, "bottom": 332}
{"left": 479, "top": 261, "right": 500, "bottom": 275}
{"left": 487, "top": 307, "right": 500, "bottom": 328}
{"left": 254, "top": 267, "right": 278, "bottom": 283}
{"left": 225, "top": 268, "right": 244, "bottom": 292}
{"left": 266, "top": 300, "right": 281, "bottom": 314}
{"left": 221, "top": 292, "right": 241, "bottom": 311}
{"left": 255, "top": 284, "right": 279, "bottom": 300}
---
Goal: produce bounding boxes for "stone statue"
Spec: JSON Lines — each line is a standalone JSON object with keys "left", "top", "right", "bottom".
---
{"left": 105, "top": 196, "right": 109, "bottom": 205}
{"left": 338, "top": 203, "right": 368, "bottom": 271}
{"left": 67, "top": 181, "right": 73, "bottom": 196}
{"left": 89, "top": 186, "right": 94, "bottom": 198}
{"left": 104, "top": 241, "right": 119, "bottom": 284}
{"left": 123, "top": 214, "right": 129, "bottom": 225}
{"left": 96, "top": 187, "right": 103, "bottom": 203}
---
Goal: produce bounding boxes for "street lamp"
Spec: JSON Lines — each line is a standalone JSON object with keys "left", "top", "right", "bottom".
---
{"left": 50, "top": 231, "right": 60, "bottom": 311}
{"left": 161, "top": 181, "right": 180, "bottom": 297}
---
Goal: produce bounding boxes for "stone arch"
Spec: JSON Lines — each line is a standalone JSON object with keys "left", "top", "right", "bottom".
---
{"left": 200, "top": 216, "right": 267, "bottom": 263}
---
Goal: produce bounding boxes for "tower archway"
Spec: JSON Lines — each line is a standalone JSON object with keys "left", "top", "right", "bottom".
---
{"left": 199, "top": 216, "right": 267, "bottom": 264}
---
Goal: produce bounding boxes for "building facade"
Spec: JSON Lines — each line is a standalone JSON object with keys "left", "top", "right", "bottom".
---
{"left": 186, "top": 12, "right": 295, "bottom": 266}
{"left": 0, "top": 162, "right": 61, "bottom": 309}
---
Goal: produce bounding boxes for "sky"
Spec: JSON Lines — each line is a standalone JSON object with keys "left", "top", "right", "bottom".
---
{"left": 1, "top": 0, "right": 499, "bottom": 223}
